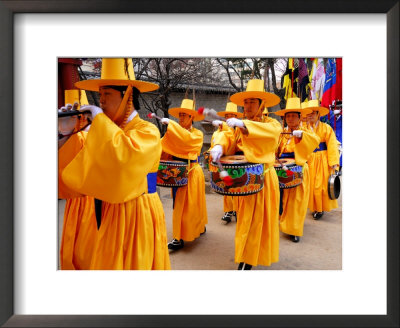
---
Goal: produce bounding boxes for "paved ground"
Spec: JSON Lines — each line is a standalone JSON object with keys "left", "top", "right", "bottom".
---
{"left": 58, "top": 181, "right": 342, "bottom": 271}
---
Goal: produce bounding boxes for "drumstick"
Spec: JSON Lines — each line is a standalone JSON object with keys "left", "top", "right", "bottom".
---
{"left": 215, "top": 160, "right": 234, "bottom": 186}
{"left": 198, "top": 107, "right": 227, "bottom": 122}
{"left": 147, "top": 113, "right": 163, "bottom": 120}
{"left": 275, "top": 156, "right": 294, "bottom": 176}
{"left": 280, "top": 132, "right": 293, "bottom": 135}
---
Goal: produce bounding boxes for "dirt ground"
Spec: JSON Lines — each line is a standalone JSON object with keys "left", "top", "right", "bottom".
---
{"left": 58, "top": 180, "right": 342, "bottom": 270}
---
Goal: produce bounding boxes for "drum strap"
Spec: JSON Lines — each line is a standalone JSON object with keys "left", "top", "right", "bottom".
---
{"left": 263, "top": 165, "right": 273, "bottom": 175}
{"left": 187, "top": 157, "right": 200, "bottom": 174}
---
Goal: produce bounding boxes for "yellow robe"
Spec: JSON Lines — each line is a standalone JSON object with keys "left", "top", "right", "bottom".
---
{"left": 308, "top": 121, "right": 340, "bottom": 212}
{"left": 213, "top": 117, "right": 282, "bottom": 267}
{"left": 61, "top": 113, "right": 170, "bottom": 270}
{"left": 59, "top": 132, "right": 97, "bottom": 270}
{"left": 277, "top": 128, "right": 320, "bottom": 236}
{"left": 161, "top": 120, "right": 208, "bottom": 241}
{"left": 210, "top": 125, "right": 238, "bottom": 214}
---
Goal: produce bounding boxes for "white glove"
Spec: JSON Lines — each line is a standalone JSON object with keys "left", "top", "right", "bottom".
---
{"left": 161, "top": 118, "right": 170, "bottom": 125}
{"left": 212, "top": 120, "right": 223, "bottom": 127}
{"left": 292, "top": 130, "right": 303, "bottom": 138}
{"left": 334, "top": 109, "right": 341, "bottom": 115}
{"left": 80, "top": 105, "right": 103, "bottom": 120}
{"left": 210, "top": 145, "right": 223, "bottom": 162}
{"left": 226, "top": 118, "right": 244, "bottom": 129}
{"left": 282, "top": 165, "right": 288, "bottom": 171}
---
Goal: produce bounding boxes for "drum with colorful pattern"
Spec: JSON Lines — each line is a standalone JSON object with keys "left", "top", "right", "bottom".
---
{"left": 209, "top": 155, "right": 264, "bottom": 196}
{"left": 274, "top": 158, "right": 303, "bottom": 189}
{"left": 157, "top": 160, "right": 188, "bottom": 187}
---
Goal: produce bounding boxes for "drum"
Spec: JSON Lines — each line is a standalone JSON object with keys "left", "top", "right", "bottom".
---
{"left": 274, "top": 158, "right": 303, "bottom": 189}
{"left": 209, "top": 155, "right": 264, "bottom": 196}
{"left": 328, "top": 171, "right": 341, "bottom": 200}
{"left": 157, "top": 160, "right": 188, "bottom": 187}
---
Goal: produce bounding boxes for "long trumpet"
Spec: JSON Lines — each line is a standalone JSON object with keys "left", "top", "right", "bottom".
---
{"left": 58, "top": 109, "right": 91, "bottom": 118}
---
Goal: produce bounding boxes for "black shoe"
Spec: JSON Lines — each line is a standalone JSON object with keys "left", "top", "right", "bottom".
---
{"left": 200, "top": 226, "right": 206, "bottom": 235}
{"left": 243, "top": 263, "right": 252, "bottom": 270}
{"left": 238, "top": 262, "right": 244, "bottom": 270}
{"left": 290, "top": 235, "right": 300, "bottom": 243}
{"left": 221, "top": 212, "right": 232, "bottom": 223}
{"left": 168, "top": 239, "right": 184, "bottom": 250}
{"left": 232, "top": 211, "right": 237, "bottom": 221}
{"left": 313, "top": 211, "right": 324, "bottom": 220}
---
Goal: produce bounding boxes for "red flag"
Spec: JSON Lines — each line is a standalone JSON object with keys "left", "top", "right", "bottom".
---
{"left": 336, "top": 58, "right": 342, "bottom": 101}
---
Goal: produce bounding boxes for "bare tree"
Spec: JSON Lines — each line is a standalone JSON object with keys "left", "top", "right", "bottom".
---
{"left": 134, "top": 58, "right": 217, "bottom": 134}
{"left": 216, "top": 58, "right": 286, "bottom": 109}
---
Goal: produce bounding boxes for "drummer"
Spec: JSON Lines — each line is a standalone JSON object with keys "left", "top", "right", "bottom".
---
{"left": 306, "top": 100, "right": 340, "bottom": 220}
{"left": 210, "top": 102, "right": 242, "bottom": 224}
{"left": 58, "top": 89, "right": 97, "bottom": 269}
{"left": 210, "top": 79, "right": 282, "bottom": 270}
{"left": 59, "top": 58, "right": 170, "bottom": 270}
{"left": 275, "top": 98, "right": 319, "bottom": 242}
{"left": 160, "top": 98, "right": 208, "bottom": 250}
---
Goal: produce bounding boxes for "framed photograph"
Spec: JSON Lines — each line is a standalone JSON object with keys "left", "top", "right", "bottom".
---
{"left": 1, "top": 1, "right": 398, "bottom": 327}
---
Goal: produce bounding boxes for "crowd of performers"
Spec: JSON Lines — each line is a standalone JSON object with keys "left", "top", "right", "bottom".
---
{"left": 58, "top": 58, "right": 341, "bottom": 271}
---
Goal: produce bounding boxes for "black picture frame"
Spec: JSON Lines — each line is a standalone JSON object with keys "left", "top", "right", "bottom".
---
{"left": 1, "top": 1, "right": 398, "bottom": 327}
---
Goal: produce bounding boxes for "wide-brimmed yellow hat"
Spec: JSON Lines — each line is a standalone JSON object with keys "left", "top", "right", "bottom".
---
{"left": 168, "top": 99, "right": 205, "bottom": 122}
{"left": 75, "top": 58, "right": 159, "bottom": 93}
{"left": 275, "top": 98, "right": 312, "bottom": 116}
{"left": 64, "top": 89, "right": 88, "bottom": 108}
{"left": 305, "top": 99, "right": 330, "bottom": 116}
{"left": 217, "top": 102, "right": 243, "bottom": 118}
{"left": 230, "top": 79, "right": 280, "bottom": 107}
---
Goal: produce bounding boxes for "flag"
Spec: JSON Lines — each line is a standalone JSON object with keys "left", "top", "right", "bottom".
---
{"left": 321, "top": 58, "right": 337, "bottom": 108}
{"left": 282, "top": 58, "right": 299, "bottom": 100}
{"left": 310, "top": 58, "right": 325, "bottom": 101}
{"left": 298, "top": 58, "right": 309, "bottom": 101}
{"left": 336, "top": 58, "right": 342, "bottom": 101}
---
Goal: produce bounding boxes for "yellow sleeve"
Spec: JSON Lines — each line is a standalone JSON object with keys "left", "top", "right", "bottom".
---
{"left": 210, "top": 123, "right": 231, "bottom": 150}
{"left": 239, "top": 119, "right": 282, "bottom": 164}
{"left": 58, "top": 132, "right": 87, "bottom": 199}
{"left": 212, "top": 124, "right": 239, "bottom": 156}
{"left": 62, "top": 113, "right": 162, "bottom": 203}
{"left": 324, "top": 123, "right": 340, "bottom": 167}
{"left": 293, "top": 129, "right": 320, "bottom": 166}
{"left": 161, "top": 120, "right": 203, "bottom": 160}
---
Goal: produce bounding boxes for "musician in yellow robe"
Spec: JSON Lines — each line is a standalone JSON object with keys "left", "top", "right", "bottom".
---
{"left": 210, "top": 102, "right": 243, "bottom": 224}
{"left": 306, "top": 100, "right": 340, "bottom": 219}
{"left": 59, "top": 58, "right": 170, "bottom": 270}
{"left": 275, "top": 98, "right": 320, "bottom": 242}
{"left": 58, "top": 90, "right": 97, "bottom": 269}
{"left": 210, "top": 79, "right": 282, "bottom": 270}
{"left": 160, "top": 99, "right": 208, "bottom": 250}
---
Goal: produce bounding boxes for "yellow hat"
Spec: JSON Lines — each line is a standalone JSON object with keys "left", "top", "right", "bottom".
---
{"left": 305, "top": 99, "right": 330, "bottom": 116}
{"left": 168, "top": 99, "right": 205, "bottom": 122}
{"left": 75, "top": 58, "right": 159, "bottom": 93}
{"left": 230, "top": 79, "right": 280, "bottom": 107}
{"left": 64, "top": 89, "right": 89, "bottom": 109}
{"left": 275, "top": 98, "right": 312, "bottom": 116}
{"left": 217, "top": 102, "right": 243, "bottom": 118}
